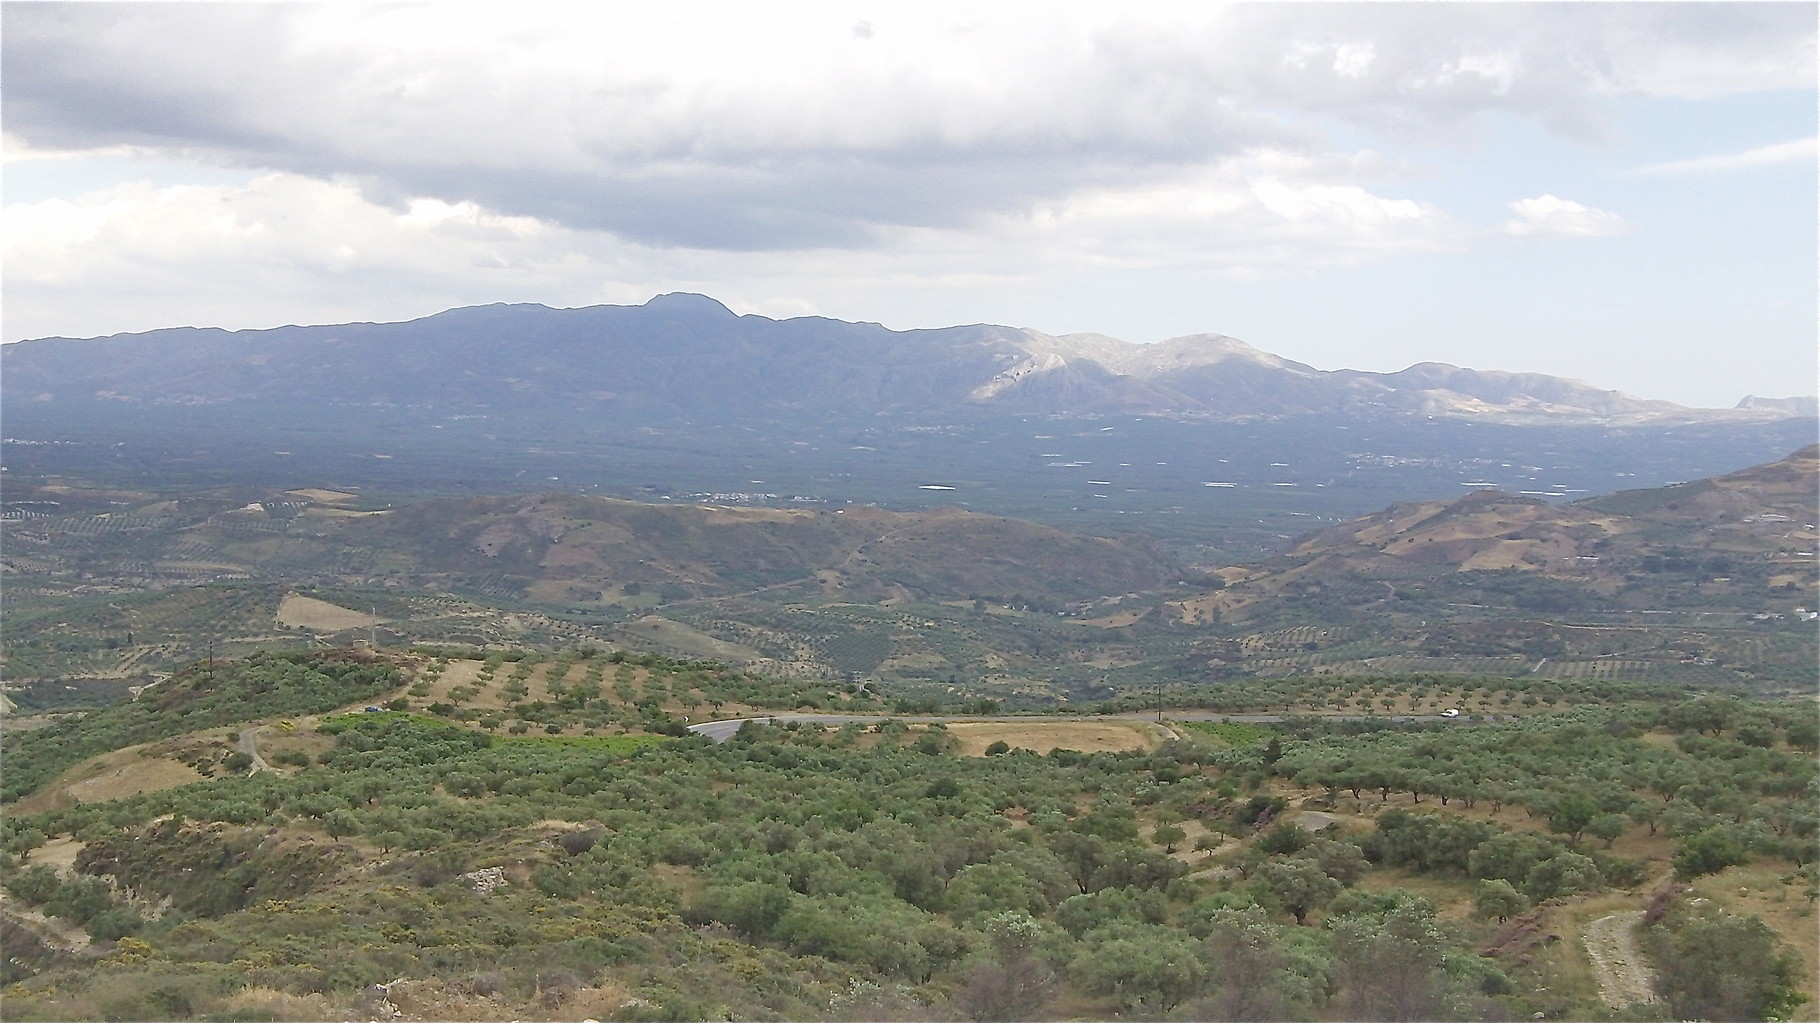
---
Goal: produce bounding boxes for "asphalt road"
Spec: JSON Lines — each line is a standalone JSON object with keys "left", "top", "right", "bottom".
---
{"left": 687, "top": 711, "right": 1472, "bottom": 743}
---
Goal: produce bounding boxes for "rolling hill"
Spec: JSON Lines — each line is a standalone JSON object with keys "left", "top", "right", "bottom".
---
{"left": 1264, "top": 444, "right": 1819, "bottom": 592}
{"left": 0, "top": 490, "right": 1183, "bottom": 610}
{"left": 1150, "top": 447, "right": 1817, "bottom": 688}
{"left": 2, "top": 450, "right": 1814, "bottom": 698}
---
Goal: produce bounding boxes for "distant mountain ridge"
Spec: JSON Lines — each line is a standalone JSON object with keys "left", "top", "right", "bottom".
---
{"left": 1737, "top": 395, "right": 1820, "bottom": 416}
{"left": 5, "top": 293, "right": 1799, "bottom": 422}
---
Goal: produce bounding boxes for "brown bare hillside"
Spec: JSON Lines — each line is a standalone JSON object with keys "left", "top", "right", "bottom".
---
{"left": 1288, "top": 491, "right": 1626, "bottom": 578}
{"left": 1221, "top": 446, "right": 1817, "bottom": 599}
{"left": 1276, "top": 445, "right": 1818, "bottom": 587}
{"left": 1153, "top": 448, "right": 1817, "bottom": 685}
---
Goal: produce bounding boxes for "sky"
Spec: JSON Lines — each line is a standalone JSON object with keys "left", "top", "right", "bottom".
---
{"left": 3, "top": 2, "right": 1815, "bottom": 409}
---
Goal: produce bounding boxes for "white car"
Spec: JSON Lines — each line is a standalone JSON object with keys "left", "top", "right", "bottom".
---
{"left": 1441, "top": 708, "right": 1461, "bottom": 718}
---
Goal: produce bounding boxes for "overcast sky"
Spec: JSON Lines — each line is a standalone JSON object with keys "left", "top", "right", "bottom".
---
{"left": 3, "top": 2, "right": 1815, "bottom": 408}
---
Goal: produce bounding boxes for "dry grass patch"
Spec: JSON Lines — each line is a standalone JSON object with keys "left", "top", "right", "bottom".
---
{"left": 259, "top": 729, "right": 336, "bottom": 765}
{"left": 1147, "top": 818, "right": 1223, "bottom": 864}
{"left": 220, "top": 987, "right": 342, "bottom": 1021}
{"left": 1075, "top": 610, "right": 1146, "bottom": 627}
{"left": 1604, "top": 824, "right": 1677, "bottom": 865}
{"left": 1352, "top": 868, "right": 1487, "bottom": 923}
{"left": 615, "top": 616, "right": 763, "bottom": 662}
{"left": 1512, "top": 896, "right": 1630, "bottom": 1013}
{"left": 876, "top": 651, "right": 951, "bottom": 672}
{"left": 1690, "top": 865, "right": 1820, "bottom": 1007}
{"left": 384, "top": 977, "right": 620, "bottom": 1022}
{"left": 385, "top": 657, "right": 513, "bottom": 715}
{"left": 1460, "top": 540, "right": 1544, "bottom": 571}
{"left": 13, "top": 744, "right": 206, "bottom": 814}
{"left": 383, "top": 658, "right": 768, "bottom": 733}
{"left": 300, "top": 506, "right": 386, "bottom": 518}
{"left": 1173, "top": 597, "right": 1221, "bottom": 625}
{"left": 0, "top": 713, "right": 68, "bottom": 733}
{"left": 948, "top": 721, "right": 1152, "bottom": 756}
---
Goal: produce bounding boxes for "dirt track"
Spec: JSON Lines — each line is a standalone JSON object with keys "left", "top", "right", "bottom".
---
{"left": 1583, "top": 911, "right": 1659, "bottom": 1009}
{"left": 238, "top": 726, "right": 272, "bottom": 774}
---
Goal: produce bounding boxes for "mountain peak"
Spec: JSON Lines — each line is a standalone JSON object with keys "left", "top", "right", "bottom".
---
{"left": 1736, "top": 395, "right": 1819, "bottom": 416}
{"left": 642, "top": 293, "right": 737, "bottom": 317}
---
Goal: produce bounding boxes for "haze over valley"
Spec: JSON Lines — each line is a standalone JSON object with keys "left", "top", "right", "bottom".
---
{"left": 3, "top": 4, "right": 1816, "bottom": 1021}
{"left": 6, "top": 295, "right": 1813, "bottom": 561}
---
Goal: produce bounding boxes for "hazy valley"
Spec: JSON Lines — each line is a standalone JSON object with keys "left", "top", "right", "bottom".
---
{"left": 1, "top": 299, "right": 1816, "bottom": 1022}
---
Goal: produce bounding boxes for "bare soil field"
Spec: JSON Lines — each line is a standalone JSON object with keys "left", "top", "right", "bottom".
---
{"left": 947, "top": 720, "right": 1152, "bottom": 756}
{"left": 1, "top": 905, "right": 91, "bottom": 953}
{"left": 697, "top": 506, "right": 808, "bottom": 525}
{"left": 284, "top": 488, "right": 357, "bottom": 504}
{"left": 25, "top": 837, "right": 87, "bottom": 874}
{"left": 276, "top": 593, "right": 378, "bottom": 632}
{"left": 299, "top": 506, "right": 386, "bottom": 518}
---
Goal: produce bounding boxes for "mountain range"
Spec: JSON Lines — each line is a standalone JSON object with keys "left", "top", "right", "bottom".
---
{"left": 5, "top": 293, "right": 1805, "bottom": 422}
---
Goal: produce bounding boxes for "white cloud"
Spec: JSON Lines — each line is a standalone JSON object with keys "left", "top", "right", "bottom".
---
{"left": 2, "top": 174, "right": 607, "bottom": 338}
{"left": 2, "top": 132, "right": 149, "bottom": 163}
{"left": 4, "top": 3, "right": 1810, "bottom": 251}
{"left": 1626, "top": 137, "right": 1818, "bottom": 177}
{"left": 1502, "top": 195, "right": 1631, "bottom": 238}
{"left": 2, "top": 156, "right": 1471, "bottom": 341}
{"left": 1332, "top": 42, "right": 1378, "bottom": 80}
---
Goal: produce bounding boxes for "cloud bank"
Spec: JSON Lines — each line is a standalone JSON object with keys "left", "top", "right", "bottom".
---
{"left": 6, "top": 2, "right": 1810, "bottom": 252}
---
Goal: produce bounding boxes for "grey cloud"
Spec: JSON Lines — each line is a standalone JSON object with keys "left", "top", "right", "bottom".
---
{"left": 3, "top": 4, "right": 297, "bottom": 149}
{"left": 368, "top": 154, "right": 1183, "bottom": 251}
